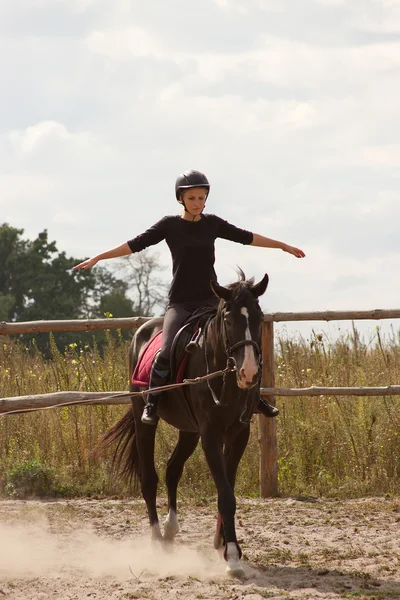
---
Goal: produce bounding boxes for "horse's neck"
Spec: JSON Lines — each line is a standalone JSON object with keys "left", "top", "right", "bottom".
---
{"left": 205, "top": 314, "right": 226, "bottom": 368}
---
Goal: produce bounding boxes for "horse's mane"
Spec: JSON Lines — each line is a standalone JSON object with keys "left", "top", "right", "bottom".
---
{"left": 225, "top": 268, "right": 255, "bottom": 301}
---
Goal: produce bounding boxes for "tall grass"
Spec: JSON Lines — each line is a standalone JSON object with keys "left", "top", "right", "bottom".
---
{"left": 0, "top": 326, "right": 399, "bottom": 498}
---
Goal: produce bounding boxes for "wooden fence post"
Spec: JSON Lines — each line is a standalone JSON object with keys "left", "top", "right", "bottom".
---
{"left": 258, "top": 321, "right": 278, "bottom": 497}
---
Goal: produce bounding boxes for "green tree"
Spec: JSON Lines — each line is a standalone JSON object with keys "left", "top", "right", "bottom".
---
{"left": 0, "top": 293, "right": 15, "bottom": 321}
{"left": 0, "top": 223, "right": 133, "bottom": 351}
{"left": 0, "top": 223, "right": 24, "bottom": 320}
{"left": 0, "top": 223, "right": 169, "bottom": 351}
{"left": 97, "top": 290, "right": 134, "bottom": 319}
{"left": 0, "top": 224, "right": 95, "bottom": 322}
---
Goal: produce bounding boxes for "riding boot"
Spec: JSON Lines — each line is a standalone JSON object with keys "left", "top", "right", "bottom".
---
{"left": 141, "top": 354, "right": 170, "bottom": 426}
{"left": 256, "top": 397, "right": 279, "bottom": 418}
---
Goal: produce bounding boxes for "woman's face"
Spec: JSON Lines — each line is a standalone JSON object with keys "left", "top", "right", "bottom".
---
{"left": 181, "top": 187, "right": 208, "bottom": 219}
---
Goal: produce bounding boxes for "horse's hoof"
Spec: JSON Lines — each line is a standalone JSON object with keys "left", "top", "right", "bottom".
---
{"left": 163, "top": 531, "right": 175, "bottom": 543}
{"left": 163, "top": 510, "right": 179, "bottom": 543}
{"left": 151, "top": 523, "right": 163, "bottom": 543}
{"left": 162, "top": 539, "right": 175, "bottom": 554}
{"left": 216, "top": 546, "right": 225, "bottom": 561}
{"left": 163, "top": 524, "right": 179, "bottom": 542}
{"left": 224, "top": 542, "right": 245, "bottom": 578}
{"left": 226, "top": 561, "right": 245, "bottom": 579}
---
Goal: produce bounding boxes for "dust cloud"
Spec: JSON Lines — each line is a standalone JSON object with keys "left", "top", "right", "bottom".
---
{"left": 0, "top": 519, "right": 225, "bottom": 581}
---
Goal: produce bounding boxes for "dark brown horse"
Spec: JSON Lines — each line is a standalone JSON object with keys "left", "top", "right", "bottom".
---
{"left": 101, "top": 271, "right": 269, "bottom": 577}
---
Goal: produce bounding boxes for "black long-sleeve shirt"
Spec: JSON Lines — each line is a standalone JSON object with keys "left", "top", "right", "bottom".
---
{"left": 127, "top": 214, "right": 253, "bottom": 303}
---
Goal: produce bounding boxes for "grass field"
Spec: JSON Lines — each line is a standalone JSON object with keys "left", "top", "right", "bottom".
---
{"left": 1, "top": 326, "right": 400, "bottom": 499}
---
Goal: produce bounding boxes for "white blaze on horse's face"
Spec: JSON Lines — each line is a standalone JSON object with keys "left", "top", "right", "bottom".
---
{"left": 237, "top": 307, "right": 259, "bottom": 388}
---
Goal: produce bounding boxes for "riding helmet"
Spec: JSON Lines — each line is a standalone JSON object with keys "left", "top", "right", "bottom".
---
{"left": 175, "top": 170, "right": 210, "bottom": 201}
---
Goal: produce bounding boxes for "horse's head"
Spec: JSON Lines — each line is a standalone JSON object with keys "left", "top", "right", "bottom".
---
{"left": 210, "top": 270, "right": 269, "bottom": 389}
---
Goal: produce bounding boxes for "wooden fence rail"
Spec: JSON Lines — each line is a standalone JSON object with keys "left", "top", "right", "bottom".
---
{"left": 2, "top": 385, "right": 400, "bottom": 414}
{"left": 1, "top": 308, "right": 400, "bottom": 335}
{"left": 1, "top": 308, "right": 400, "bottom": 497}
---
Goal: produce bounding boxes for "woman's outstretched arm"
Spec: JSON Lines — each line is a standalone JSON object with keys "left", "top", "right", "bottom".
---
{"left": 72, "top": 242, "right": 132, "bottom": 270}
{"left": 251, "top": 233, "right": 305, "bottom": 258}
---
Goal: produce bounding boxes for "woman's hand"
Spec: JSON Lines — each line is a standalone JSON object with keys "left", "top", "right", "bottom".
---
{"left": 72, "top": 257, "right": 99, "bottom": 271}
{"left": 282, "top": 244, "right": 306, "bottom": 258}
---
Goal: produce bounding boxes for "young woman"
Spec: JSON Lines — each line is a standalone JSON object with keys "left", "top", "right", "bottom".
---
{"left": 73, "top": 170, "right": 305, "bottom": 425}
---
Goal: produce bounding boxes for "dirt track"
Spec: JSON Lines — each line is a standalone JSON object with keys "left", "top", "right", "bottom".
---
{"left": 1, "top": 496, "right": 399, "bottom": 600}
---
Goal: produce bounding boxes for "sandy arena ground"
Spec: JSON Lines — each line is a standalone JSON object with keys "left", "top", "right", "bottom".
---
{"left": 0, "top": 496, "right": 399, "bottom": 600}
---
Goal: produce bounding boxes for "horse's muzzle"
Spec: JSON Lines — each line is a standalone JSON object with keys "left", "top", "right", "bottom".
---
{"left": 226, "top": 340, "right": 262, "bottom": 390}
{"left": 236, "top": 371, "right": 260, "bottom": 389}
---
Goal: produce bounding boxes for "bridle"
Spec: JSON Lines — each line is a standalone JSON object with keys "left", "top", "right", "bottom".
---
{"left": 220, "top": 307, "right": 262, "bottom": 370}
{"left": 204, "top": 305, "right": 263, "bottom": 406}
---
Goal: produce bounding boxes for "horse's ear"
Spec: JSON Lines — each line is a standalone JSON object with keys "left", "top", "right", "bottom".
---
{"left": 210, "top": 280, "right": 232, "bottom": 301}
{"left": 251, "top": 273, "right": 269, "bottom": 298}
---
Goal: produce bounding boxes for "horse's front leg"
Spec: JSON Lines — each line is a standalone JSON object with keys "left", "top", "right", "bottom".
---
{"left": 201, "top": 431, "right": 244, "bottom": 578}
{"left": 214, "top": 425, "right": 250, "bottom": 556}
{"left": 164, "top": 430, "right": 200, "bottom": 542}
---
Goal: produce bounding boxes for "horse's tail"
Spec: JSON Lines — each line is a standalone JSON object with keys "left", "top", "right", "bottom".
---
{"left": 95, "top": 408, "right": 140, "bottom": 488}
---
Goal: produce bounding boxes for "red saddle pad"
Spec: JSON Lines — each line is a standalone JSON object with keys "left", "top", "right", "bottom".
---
{"left": 131, "top": 330, "right": 163, "bottom": 387}
{"left": 131, "top": 330, "right": 189, "bottom": 387}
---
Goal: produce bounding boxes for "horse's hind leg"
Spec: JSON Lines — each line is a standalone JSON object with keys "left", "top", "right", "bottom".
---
{"left": 164, "top": 430, "right": 199, "bottom": 542}
{"left": 134, "top": 410, "right": 163, "bottom": 542}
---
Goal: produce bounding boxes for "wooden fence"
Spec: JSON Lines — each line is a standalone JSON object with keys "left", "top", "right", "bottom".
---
{"left": 1, "top": 308, "right": 400, "bottom": 497}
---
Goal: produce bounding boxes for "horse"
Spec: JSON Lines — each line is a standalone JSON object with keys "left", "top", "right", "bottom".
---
{"left": 100, "top": 270, "right": 269, "bottom": 577}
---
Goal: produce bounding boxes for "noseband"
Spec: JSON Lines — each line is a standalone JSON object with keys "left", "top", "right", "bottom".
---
{"left": 226, "top": 339, "right": 261, "bottom": 356}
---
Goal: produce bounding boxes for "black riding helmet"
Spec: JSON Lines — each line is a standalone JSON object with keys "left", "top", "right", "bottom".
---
{"left": 175, "top": 170, "right": 210, "bottom": 202}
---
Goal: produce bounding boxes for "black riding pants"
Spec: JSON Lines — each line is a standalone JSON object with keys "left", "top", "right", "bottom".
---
{"left": 158, "top": 299, "right": 218, "bottom": 364}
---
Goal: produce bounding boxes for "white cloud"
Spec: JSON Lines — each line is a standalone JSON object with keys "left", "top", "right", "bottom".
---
{"left": 1, "top": 0, "right": 400, "bottom": 316}
{"left": 360, "top": 145, "right": 400, "bottom": 168}
{"left": 213, "top": 0, "right": 287, "bottom": 12}
{"left": 86, "top": 26, "right": 165, "bottom": 60}
{"left": 312, "top": 0, "right": 346, "bottom": 5}
{"left": 9, "top": 121, "right": 71, "bottom": 154}
{"left": 351, "top": 0, "right": 400, "bottom": 33}
{"left": 7, "top": 121, "right": 118, "bottom": 171}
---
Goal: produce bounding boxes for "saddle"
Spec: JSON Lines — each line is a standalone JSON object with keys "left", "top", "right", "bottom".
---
{"left": 131, "top": 306, "right": 216, "bottom": 388}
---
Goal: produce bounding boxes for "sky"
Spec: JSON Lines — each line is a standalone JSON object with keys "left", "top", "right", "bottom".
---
{"left": 1, "top": 0, "right": 400, "bottom": 337}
